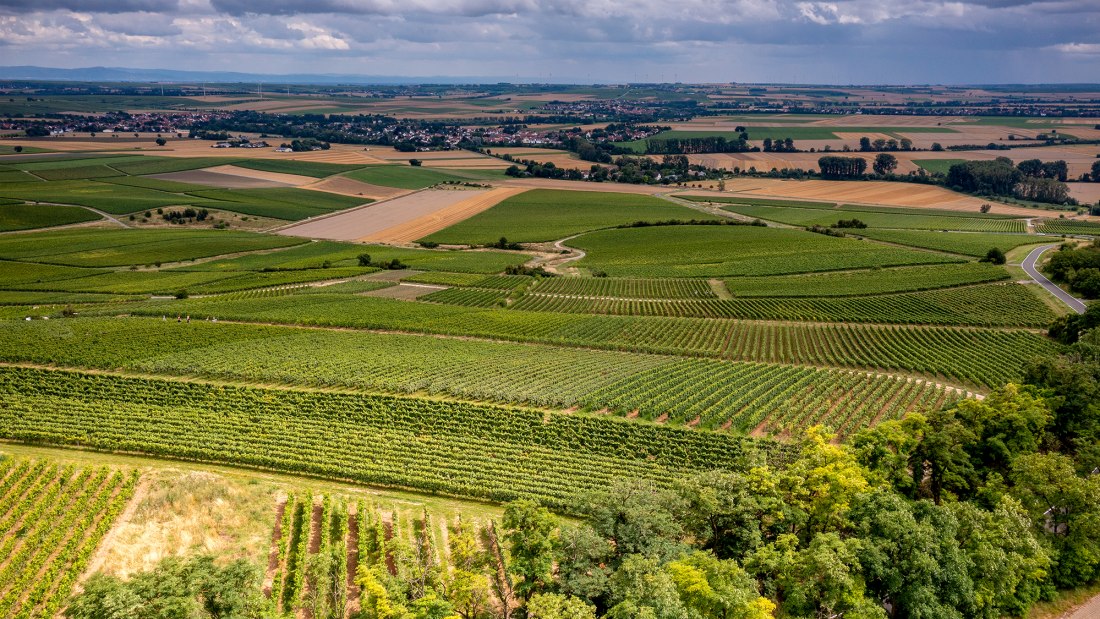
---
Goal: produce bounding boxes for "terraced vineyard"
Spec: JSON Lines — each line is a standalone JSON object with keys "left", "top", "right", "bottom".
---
{"left": 0, "top": 458, "right": 138, "bottom": 618}
{"left": 0, "top": 366, "right": 788, "bottom": 508}
{"left": 91, "top": 304, "right": 1052, "bottom": 388}
{"left": 511, "top": 283, "right": 1054, "bottom": 326}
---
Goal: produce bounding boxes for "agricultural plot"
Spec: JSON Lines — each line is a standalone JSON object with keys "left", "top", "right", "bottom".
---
{"left": 0, "top": 169, "right": 40, "bottom": 183}
{"left": 1036, "top": 219, "right": 1100, "bottom": 236}
{"left": 529, "top": 277, "right": 718, "bottom": 299}
{"left": 0, "top": 228, "right": 304, "bottom": 267}
{"left": 723, "top": 263, "right": 1009, "bottom": 297}
{"left": 570, "top": 225, "right": 962, "bottom": 278}
{"left": 0, "top": 202, "right": 100, "bottom": 232}
{"left": 0, "top": 180, "right": 203, "bottom": 214}
{"left": 0, "top": 458, "right": 138, "bottom": 618}
{"left": 0, "top": 260, "right": 106, "bottom": 287}
{"left": 177, "top": 239, "right": 526, "bottom": 274}
{"left": 420, "top": 189, "right": 716, "bottom": 245}
{"left": 719, "top": 203, "right": 1026, "bottom": 232}
{"left": 343, "top": 166, "right": 472, "bottom": 189}
{"left": 0, "top": 366, "right": 782, "bottom": 509}
{"left": 18, "top": 267, "right": 376, "bottom": 295}
{"left": 118, "top": 295, "right": 1054, "bottom": 387}
{"left": 512, "top": 283, "right": 1053, "bottom": 327}
{"left": 233, "top": 159, "right": 366, "bottom": 178}
{"left": 420, "top": 286, "right": 509, "bottom": 307}
{"left": 914, "top": 159, "right": 967, "bottom": 175}
{"left": 109, "top": 157, "right": 246, "bottom": 176}
{"left": 0, "top": 316, "right": 954, "bottom": 435}
{"left": 183, "top": 187, "right": 369, "bottom": 220}
{"left": 28, "top": 164, "right": 127, "bottom": 181}
{"left": 853, "top": 229, "right": 1044, "bottom": 257}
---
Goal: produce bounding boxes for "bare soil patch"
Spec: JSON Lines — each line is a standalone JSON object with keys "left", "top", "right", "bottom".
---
{"left": 361, "top": 283, "right": 448, "bottom": 300}
{"left": 303, "top": 176, "right": 412, "bottom": 201}
{"left": 277, "top": 189, "right": 499, "bottom": 242}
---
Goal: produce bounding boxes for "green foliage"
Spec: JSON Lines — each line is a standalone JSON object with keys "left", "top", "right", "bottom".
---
{"left": 503, "top": 500, "right": 558, "bottom": 601}
{"left": 421, "top": 189, "right": 716, "bottom": 245}
{"left": 723, "top": 263, "right": 1009, "bottom": 297}
{"left": 65, "top": 554, "right": 269, "bottom": 619}
{"left": 183, "top": 187, "right": 368, "bottom": 220}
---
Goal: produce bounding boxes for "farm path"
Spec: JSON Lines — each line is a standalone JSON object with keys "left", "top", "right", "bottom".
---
{"left": 658, "top": 192, "right": 787, "bottom": 227}
{"left": 1067, "top": 593, "right": 1100, "bottom": 619}
{"left": 1022, "top": 244, "right": 1086, "bottom": 314}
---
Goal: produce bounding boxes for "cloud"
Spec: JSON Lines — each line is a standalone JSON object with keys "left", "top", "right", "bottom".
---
{"left": 0, "top": 0, "right": 178, "bottom": 13}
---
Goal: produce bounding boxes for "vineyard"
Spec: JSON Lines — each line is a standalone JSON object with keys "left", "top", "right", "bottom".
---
{"left": 850, "top": 229, "right": 1042, "bottom": 257}
{"left": 0, "top": 317, "right": 964, "bottom": 432}
{"left": 1035, "top": 219, "right": 1100, "bottom": 236}
{"left": 509, "top": 283, "right": 1054, "bottom": 326}
{"left": 528, "top": 277, "right": 717, "bottom": 299}
{"left": 722, "top": 263, "right": 1009, "bottom": 297}
{"left": 0, "top": 457, "right": 138, "bottom": 618}
{"left": 714, "top": 202, "right": 1027, "bottom": 232}
{"left": 106, "top": 297, "right": 1052, "bottom": 387}
{"left": 569, "top": 225, "right": 961, "bottom": 278}
{"left": 0, "top": 367, "right": 788, "bottom": 508}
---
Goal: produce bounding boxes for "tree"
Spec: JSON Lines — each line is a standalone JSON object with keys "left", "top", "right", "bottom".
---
{"left": 1092, "top": 160, "right": 1100, "bottom": 182}
{"left": 409, "top": 159, "right": 423, "bottom": 167}
{"left": 665, "top": 551, "right": 774, "bottom": 619}
{"left": 872, "top": 153, "right": 898, "bottom": 175}
{"left": 155, "top": 137, "right": 167, "bottom": 146}
{"left": 605, "top": 555, "right": 689, "bottom": 619}
{"left": 676, "top": 468, "right": 785, "bottom": 561}
{"left": 579, "top": 479, "right": 688, "bottom": 566}
{"left": 555, "top": 524, "right": 613, "bottom": 603}
{"left": 446, "top": 517, "right": 491, "bottom": 619}
{"left": 358, "top": 253, "right": 372, "bottom": 266}
{"left": 931, "top": 142, "right": 944, "bottom": 151}
{"left": 12, "top": 145, "right": 21, "bottom": 153}
{"left": 527, "top": 593, "right": 598, "bottom": 619}
{"left": 979, "top": 247, "right": 1006, "bottom": 265}
{"left": 65, "top": 554, "right": 269, "bottom": 619}
{"left": 501, "top": 500, "right": 557, "bottom": 602}
{"left": 859, "top": 137, "right": 872, "bottom": 152}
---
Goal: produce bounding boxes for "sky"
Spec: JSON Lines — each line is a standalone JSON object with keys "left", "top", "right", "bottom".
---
{"left": 0, "top": 0, "right": 1098, "bottom": 84}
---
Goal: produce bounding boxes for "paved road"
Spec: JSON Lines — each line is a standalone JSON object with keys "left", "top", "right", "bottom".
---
{"left": 1022, "top": 244, "right": 1087, "bottom": 315}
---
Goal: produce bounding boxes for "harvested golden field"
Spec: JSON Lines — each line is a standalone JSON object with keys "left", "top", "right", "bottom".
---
{"left": 500, "top": 178, "right": 672, "bottom": 194}
{"left": 363, "top": 187, "right": 528, "bottom": 243}
{"left": 276, "top": 188, "right": 512, "bottom": 242}
{"left": 489, "top": 147, "right": 589, "bottom": 170}
{"left": 681, "top": 179, "right": 1040, "bottom": 215}
{"left": 200, "top": 164, "right": 316, "bottom": 186}
{"left": 1068, "top": 182, "right": 1100, "bottom": 204}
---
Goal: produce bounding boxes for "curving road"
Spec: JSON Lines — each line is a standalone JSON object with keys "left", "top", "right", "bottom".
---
{"left": 1022, "top": 244, "right": 1087, "bottom": 315}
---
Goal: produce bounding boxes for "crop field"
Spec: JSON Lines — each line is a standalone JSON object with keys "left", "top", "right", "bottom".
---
{"left": 0, "top": 180, "right": 206, "bottom": 214}
{"left": 0, "top": 228, "right": 304, "bottom": 267}
{"left": 718, "top": 202, "right": 1027, "bottom": 232}
{"left": 116, "top": 294, "right": 1054, "bottom": 387}
{"left": 914, "top": 159, "right": 967, "bottom": 175}
{"left": 342, "top": 166, "right": 472, "bottom": 189}
{"left": 0, "top": 366, "right": 783, "bottom": 509}
{"left": 511, "top": 282, "right": 1054, "bottom": 326}
{"left": 419, "top": 189, "right": 716, "bottom": 244}
{"left": 1036, "top": 219, "right": 1100, "bottom": 236}
{"left": 0, "top": 457, "right": 138, "bottom": 618}
{"left": 530, "top": 277, "right": 718, "bottom": 298}
{"left": 0, "top": 202, "right": 100, "bottom": 231}
{"left": 852, "top": 229, "right": 1044, "bottom": 256}
{"left": 183, "top": 187, "right": 368, "bottom": 220}
{"left": 174, "top": 239, "right": 526, "bottom": 273}
{"left": 232, "top": 159, "right": 366, "bottom": 178}
{"left": 722, "top": 263, "right": 1009, "bottom": 296}
{"left": 570, "top": 225, "right": 962, "bottom": 277}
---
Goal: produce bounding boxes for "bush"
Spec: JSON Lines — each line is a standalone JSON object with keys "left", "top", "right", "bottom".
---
{"left": 979, "top": 248, "right": 1007, "bottom": 265}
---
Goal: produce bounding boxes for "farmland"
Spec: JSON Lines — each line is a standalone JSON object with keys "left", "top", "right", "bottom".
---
{"left": 570, "top": 225, "right": 962, "bottom": 277}
{"left": 0, "top": 202, "right": 101, "bottom": 231}
{"left": 713, "top": 202, "right": 1027, "bottom": 232}
{"left": 0, "top": 458, "right": 137, "bottom": 618}
{"left": 420, "top": 189, "right": 717, "bottom": 244}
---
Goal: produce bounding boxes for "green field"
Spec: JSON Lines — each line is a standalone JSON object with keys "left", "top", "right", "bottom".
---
{"left": 570, "top": 225, "right": 962, "bottom": 277}
{"left": 718, "top": 202, "right": 1026, "bottom": 232}
{"left": 342, "top": 165, "right": 473, "bottom": 189}
{"left": 722, "top": 263, "right": 1009, "bottom": 297}
{"left": 0, "top": 180, "right": 202, "bottom": 214}
{"left": 184, "top": 187, "right": 369, "bottom": 220}
{"left": 233, "top": 159, "right": 366, "bottom": 178}
{"left": 1036, "top": 219, "right": 1100, "bottom": 236}
{"left": 0, "top": 316, "right": 956, "bottom": 437}
{"left": 0, "top": 228, "right": 304, "bottom": 267}
{"left": 914, "top": 159, "right": 967, "bottom": 175}
{"left": 421, "top": 189, "right": 721, "bottom": 244}
{"left": 0, "top": 366, "right": 777, "bottom": 509}
{"left": 0, "top": 202, "right": 100, "bottom": 232}
{"left": 116, "top": 292, "right": 1053, "bottom": 388}
{"left": 853, "top": 229, "right": 1043, "bottom": 256}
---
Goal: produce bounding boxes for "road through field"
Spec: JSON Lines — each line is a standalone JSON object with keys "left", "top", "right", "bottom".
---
{"left": 1022, "top": 244, "right": 1087, "bottom": 314}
